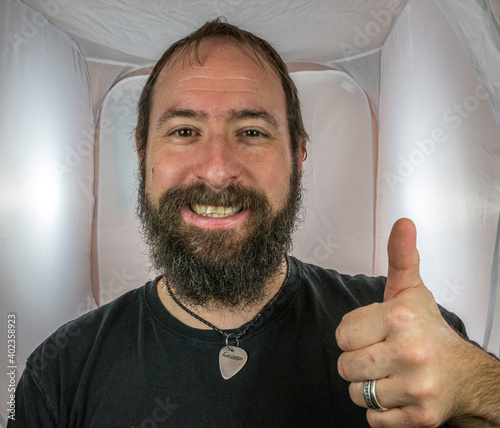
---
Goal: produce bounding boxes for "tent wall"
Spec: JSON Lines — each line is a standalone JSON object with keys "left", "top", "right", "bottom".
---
{"left": 376, "top": 0, "right": 500, "bottom": 352}
{"left": 292, "top": 71, "right": 375, "bottom": 275}
{"left": 20, "top": 0, "right": 408, "bottom": 64}
{"left": 96, "top": 75, "right": 151, "bottom": 305}
{"left": 332, "top": 50, "right": 383, "bottom": 115}
{"left": 0, "top": 0, "right": 93, "bottom": 410}
{"left": 87, "top": 59, "right": 137, "bottom": 115}
{"left": 439, "top": 0, "right": 500, "bottom": 128}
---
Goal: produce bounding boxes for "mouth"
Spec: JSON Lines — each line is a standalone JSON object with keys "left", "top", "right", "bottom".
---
{"left": 189, "top": 204, "right": 243, "bottom": 218}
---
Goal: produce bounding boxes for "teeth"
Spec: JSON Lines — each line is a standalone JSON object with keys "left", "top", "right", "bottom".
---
{"left": 191, "top": 204, "right": 242, "bottom": 218}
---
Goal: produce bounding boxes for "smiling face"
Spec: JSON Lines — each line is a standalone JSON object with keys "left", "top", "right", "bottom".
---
{"left": 137, "top": 39, "right": 305, "bottom": 308}
{"left": 144, "top": 40, "right": 302, "bottom": 225}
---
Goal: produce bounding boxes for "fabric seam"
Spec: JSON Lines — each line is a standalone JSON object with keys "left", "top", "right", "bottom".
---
{"left": 26, "top": 366, "right": 58, "bottom": 426}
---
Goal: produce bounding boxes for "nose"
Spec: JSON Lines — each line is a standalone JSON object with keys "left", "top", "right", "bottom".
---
{"left": 192, "top": 134, "right": 243, "bottom": 190}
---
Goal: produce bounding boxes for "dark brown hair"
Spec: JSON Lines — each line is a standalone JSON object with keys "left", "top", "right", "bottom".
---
{"left": 135, "top": 18, "right": 308, "bottom": 165}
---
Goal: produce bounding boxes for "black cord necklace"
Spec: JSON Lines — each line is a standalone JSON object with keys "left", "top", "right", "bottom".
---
{"left": 165, "top": 258, "right": 290, "bottom": 380}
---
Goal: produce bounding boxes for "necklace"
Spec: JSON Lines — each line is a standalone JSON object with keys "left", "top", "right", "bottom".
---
{"left": 165, "top": 258, "right": 290, "bottom": 380}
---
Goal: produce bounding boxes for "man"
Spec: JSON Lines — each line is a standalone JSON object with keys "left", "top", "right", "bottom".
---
{"left": 11, "top": 19, "right": 500, "bottom": 427}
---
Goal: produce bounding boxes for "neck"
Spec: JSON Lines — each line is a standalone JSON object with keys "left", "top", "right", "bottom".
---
{"left": 157, "top": 257, "right": 288, "bottom": 331}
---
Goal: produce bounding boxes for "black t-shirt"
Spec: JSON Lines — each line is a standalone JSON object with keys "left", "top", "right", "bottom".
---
{"left": 10, "top": 257, "right": 465, "bottom": 427}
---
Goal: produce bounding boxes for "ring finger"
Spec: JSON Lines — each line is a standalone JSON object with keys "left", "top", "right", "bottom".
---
{"left": 349, "top": 377, "right": 411, "bottom": 410}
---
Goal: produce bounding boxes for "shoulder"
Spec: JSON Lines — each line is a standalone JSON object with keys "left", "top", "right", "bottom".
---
{"left": 26, "top": 278, "right": 157, "bottom": 376}
{"left": 291, "top": 257, "right": 466, "bottom": 335}
{"left": 15, "top": 279, "right": 159, "bottom": 424}
{"left": 291, "top": 257, "right": 387, "bottom": 306}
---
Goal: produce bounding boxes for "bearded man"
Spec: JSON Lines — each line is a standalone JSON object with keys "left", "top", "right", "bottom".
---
{"left": 10, "top": 19, "right": 500, "bottom": 428}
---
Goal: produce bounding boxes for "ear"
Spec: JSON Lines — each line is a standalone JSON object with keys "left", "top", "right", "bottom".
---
{"left": 296, "top": 137, "right": 307, "bottom": 175}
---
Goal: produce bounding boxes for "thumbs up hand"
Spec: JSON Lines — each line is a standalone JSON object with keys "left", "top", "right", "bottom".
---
{"left": 336, "top": 219, "right": 500, "bottom": 427}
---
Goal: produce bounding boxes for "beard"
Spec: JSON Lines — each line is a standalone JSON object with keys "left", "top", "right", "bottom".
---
{"left": 136, "top": 166, "right": 302, "bottom": 311}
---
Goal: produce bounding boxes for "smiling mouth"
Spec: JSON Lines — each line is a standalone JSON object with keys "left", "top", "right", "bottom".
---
{"left": 189, "top": 204, "right": 243, "bottom": 218}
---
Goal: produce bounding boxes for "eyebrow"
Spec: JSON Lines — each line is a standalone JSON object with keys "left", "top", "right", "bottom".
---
{"left": 155, "top": 108, "right": 207, "bottom": 131}
{"left": 155, "top": 107, "right": 280, "bottom": 132}
{"left": 227, "top": 108, "right": 280, "bottom": 131}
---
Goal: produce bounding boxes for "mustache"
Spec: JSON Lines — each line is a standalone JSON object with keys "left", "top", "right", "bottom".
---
{"left": 156, "top": 183, "right": 271, "bottom": 213}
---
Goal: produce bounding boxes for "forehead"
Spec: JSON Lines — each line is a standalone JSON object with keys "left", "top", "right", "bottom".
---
{"left": 151, "top": 40, "right": 286, "bottom": 115}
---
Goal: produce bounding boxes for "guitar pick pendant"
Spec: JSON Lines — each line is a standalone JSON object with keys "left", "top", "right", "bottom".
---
{"left": 165, "top": 268, "right": 289, "bottom": 381}
{"left": 219, "top": 346, "right": 248, "bottom": 380}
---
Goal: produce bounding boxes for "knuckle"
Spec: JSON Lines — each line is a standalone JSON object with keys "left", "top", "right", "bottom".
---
{"left": 366, "top": 348, "right": 377, "bottom": 365}
{"left": 337, "top": 352, "right": 352, "bottom": 380}
{"left": 377, "top": 348, "right": 393, "bottom": 370}
{"left": 412, "top": 376, "right": 440, "bottom": 403}
{"left": 404, "top": 341, "right": 433, "bottom": 367}
{"left": 348, "top": 382, "right": 358, "bottom": 403}
{"left": 335, "top": 323, "right": 351, "bottom": 351}
{"left": 387, "top": 302, "right": 419, "bottom": 327}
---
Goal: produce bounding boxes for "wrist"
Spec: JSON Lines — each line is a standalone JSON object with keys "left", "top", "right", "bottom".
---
{"left": 448, "top": 339, "right": 500, "bottom": 426}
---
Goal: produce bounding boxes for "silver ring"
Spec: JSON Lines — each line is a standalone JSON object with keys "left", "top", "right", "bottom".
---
{"left": 363, "top": 379, "right": 388, "bottom": 411}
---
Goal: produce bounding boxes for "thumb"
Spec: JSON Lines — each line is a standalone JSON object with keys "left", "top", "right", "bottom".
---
{"left": 384, "top": 218, "right": 423, "bottom": 301}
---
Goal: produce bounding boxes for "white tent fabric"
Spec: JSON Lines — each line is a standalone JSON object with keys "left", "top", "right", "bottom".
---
{"left": 375, "top": 0, "right": 500, "bottom": 355}
{"left": 0, "top": 0, "right": 93, "bottom": 414}
{"left": 96, "top": 75, "right": 151, "bottom": 306}
{"left": 292, "top": 71, "right": 375, "bottom": 275}
{"left": 438, "top": 0, "right": 500, "bottom": 127}
{"left": 2, "top": 0, "right": 500, "bottom": 421}
{"left": 20, "top": 0, "right": 407, "bottom": 63}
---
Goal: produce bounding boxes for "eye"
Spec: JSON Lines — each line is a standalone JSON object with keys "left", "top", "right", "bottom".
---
{"left": 240, "top": 129, "right": 269, "bottom": 138}
{"left": 171, "top": 128, "right": 197, "bottom": 138}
